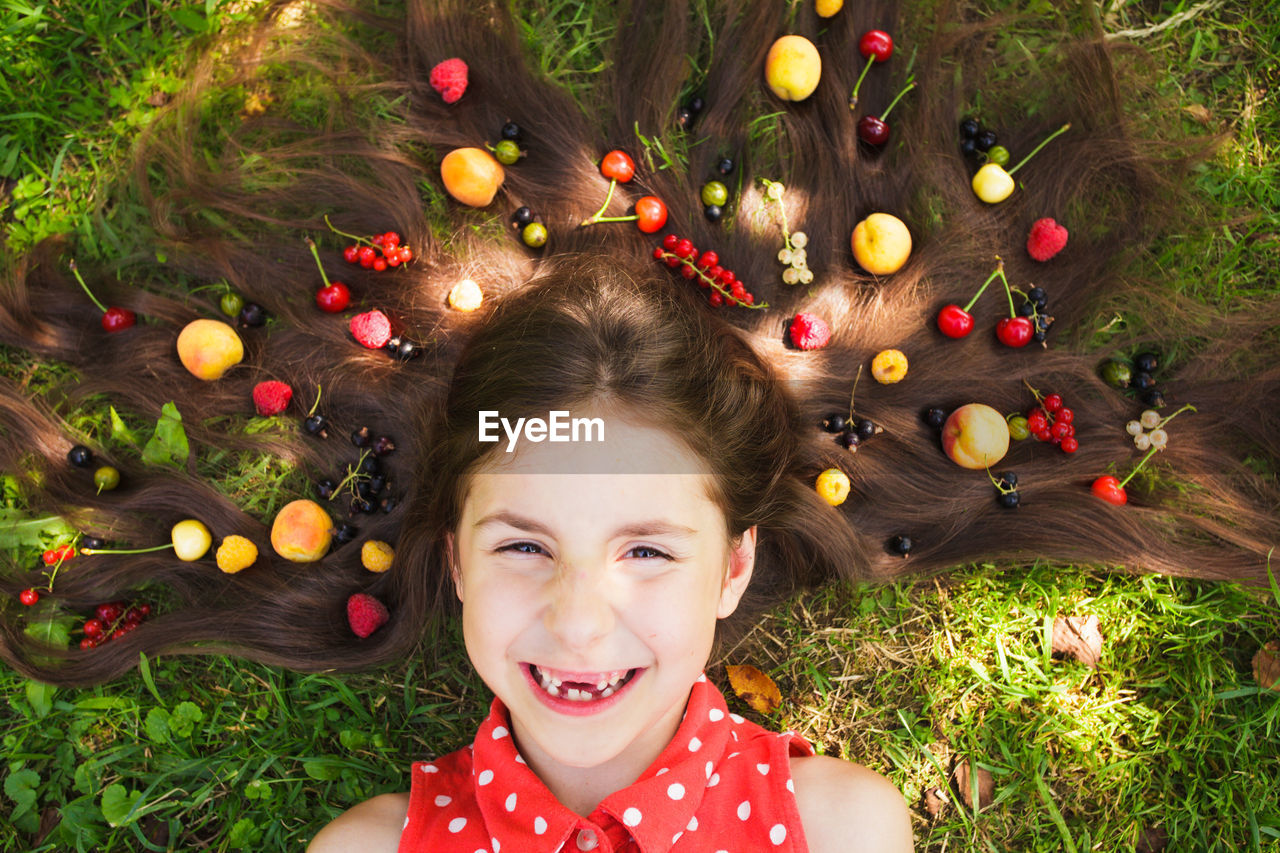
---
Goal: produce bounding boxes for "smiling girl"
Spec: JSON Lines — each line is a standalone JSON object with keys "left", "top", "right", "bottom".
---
{"left": 308, "top": 257, "right": 913, "bottom": 852}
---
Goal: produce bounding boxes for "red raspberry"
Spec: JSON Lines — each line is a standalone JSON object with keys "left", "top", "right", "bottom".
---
{"left": 428, "top": 57, "right": 469, "bottom": 104}
{"left": 1026, "top": 217, "right": 1069, "bottom": 261}
{"left": 788, "top": 313, "right": 832, "bottom": 351}
{"left": 347, "top": 592, "right": 390, "bottom": 638}
{"left": 252, "top": 380, "right": 293, "bottom": 416}
{"left": 350, "top": 310, "right": 393, "bottom": 349}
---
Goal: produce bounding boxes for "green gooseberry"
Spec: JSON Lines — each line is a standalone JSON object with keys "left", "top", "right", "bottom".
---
{"left": 93, "top": 466, "right": 121, "bottom": 492}
{"left": 521, "top": 222, "right": 548, "bottom": 248}
{"left": 220, "top": 291, "right": 244, "bottom": 318}
{"left": 986, "top": 145, "right": 1011, "bottom": 167}
{"left": 700, "top": 180, "right": 729, "bottom": 208}
{"left": 1006, "top": 414, "right": 1030, "bottom": 441}
{"left": 493, "top": 140, "right": 521, "bottom": 166}
{"left": 1100, "top": 359, "right": 1132, "bottom": 389}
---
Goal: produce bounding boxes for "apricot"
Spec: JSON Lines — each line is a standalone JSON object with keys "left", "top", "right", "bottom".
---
{"left": 177, "top": 319, "right": 244, "bottom": 381}
{"left": 270, "top": 499, "right": 334, "bottom": 563}
{"left": 764, "top": 35, "right": 821, "bottom": 102}
{"left": 441, "top": 147, "right": 505, "bottom": 208}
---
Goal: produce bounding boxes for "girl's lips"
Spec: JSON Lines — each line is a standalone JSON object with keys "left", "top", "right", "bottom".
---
{"left": 521, "top": 662, "right": 645, "bottom": 717}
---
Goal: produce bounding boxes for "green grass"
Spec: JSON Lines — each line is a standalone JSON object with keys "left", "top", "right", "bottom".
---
{"left": 2, "top": 0, "right": 1279, "bottom": 850}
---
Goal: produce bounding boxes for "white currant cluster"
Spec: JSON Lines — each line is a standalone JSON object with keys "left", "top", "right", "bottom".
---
{"left": 761, "top": 179, "right": 813, "bottom": 286}
{"left": 1125, "top": 409, "right": 1167, "bottom": 451}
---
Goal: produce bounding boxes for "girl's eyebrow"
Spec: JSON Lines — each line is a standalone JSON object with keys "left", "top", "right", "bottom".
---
{"left": 473, "top": 510, "right": 698, "bottom": 539}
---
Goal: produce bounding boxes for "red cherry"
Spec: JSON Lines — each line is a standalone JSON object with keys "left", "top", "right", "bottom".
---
{"left": 342, "top": 245, "right": 360, "bottom": 263}
{"left": 634, "top": 196, "right": 668, "bottom": 233}
{"left": 996, "top": 316, "right": 1034, "bottom": 347}
{"left": 1091, "top": 475, "right": 1128, "bottom": 506}
{"left": 936, "top": 304, "right": 974, "bottom": 338}
{"left": 19, "top": 588, "right": 39, "bottom": 606}
{"left": 1043, "top": 393, "right": 1063, "bottom": 413}
{"left": 857, "top": 115, "right": 890, "bottom": 146}
{"left": 600, "top": 150, "right": 635, "bottom": 183}
{"left": 101, "top": 307, "right": 136, "bottom": 333}
{"left": 315, "top": 282, "right": 351, "bottom": 313}
{"left": 858, "top": 30, "right": 894, "bottom": 62}
{"left": 83, "top": 618, "right": 106, "bottom": 638}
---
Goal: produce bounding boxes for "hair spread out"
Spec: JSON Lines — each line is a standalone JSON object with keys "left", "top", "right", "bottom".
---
{"left": 1, "top": 0, "right": 1276, "bottom": 686}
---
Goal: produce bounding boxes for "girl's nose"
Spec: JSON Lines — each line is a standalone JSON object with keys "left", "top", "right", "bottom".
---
{"left": 543, "top": 566, "right": 614, "bottom": 650}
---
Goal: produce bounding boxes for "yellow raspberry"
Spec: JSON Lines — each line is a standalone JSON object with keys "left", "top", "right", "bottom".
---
{"left": 361, "top": 539, "right": 395, "bottom": 573}
{"left": 215, "top": 535, "right": 258, "bottom": 574}
{"left": 815, "top": 468, "right": 851, "bottom": 506}
{"left": 871, "top": 348, "right": 908, "bottom": 384}
{"left": 448, "top": 279, "right": 483, "bottom": 312}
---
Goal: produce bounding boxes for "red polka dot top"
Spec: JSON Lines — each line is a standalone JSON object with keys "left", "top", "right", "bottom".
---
{"left": 397, "top": 673, "right": 814, "bottom": 852}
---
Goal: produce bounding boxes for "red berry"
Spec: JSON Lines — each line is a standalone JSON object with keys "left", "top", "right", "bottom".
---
{"left": 1092, "top": 475, "right": 1127, "bottom": 506}
{"left": 429, "top": 57, "right": 469, "bottom": 104}
{"left": 372, "top": 257, "right": 387, "bottom": 272}
{"left": 1056, "top": 407, "right": 1074, "bottom": 424}
{"left": 383, "top": 232, "right": 400, "bottom": 248}
{"left": 358, "top": 246, "right": 376, "bottom": 265}
{"left": 1051, "top": 420, "right": 1071, "bottom": 440}
{"left": 634, "top": 196, "right": 668, "bottom": 233}
{"left": 1033, "top": 428, "right": 1053, "bottom": 442}
{"left": 718, "top": 269, "right": 735, "bottom": 284}
{"left": 680, "top": 264, "right": 696, "bottom": 279}
{"left": 342, "top": 245, "right": 359, "bottom": 263}
{"left": 96, "top": 602, "right": 124, "bottom": 623}
{"left": 138, "top": 603, "right": 152, "bottom": 617}
{"left": 1026, "top": 410, "right": 1048, "bottom": 432}
{"left": 599, "top": 150, "right": 635, "bottom": 183}
{"left": 1026, "top": 217, "right": 1069, "bottom": 262}
{"left": 19, "top": 588, "right": 39, "bottom": 606}
{"left": 698, "top": 251, "right": 719, "bottom": 269}
{"left": 858, "top": 30, "right": 894, "bottom": 62}
{"left": 664, "top": 255, "right": 680, "bottom": 268}
{"left": 84, "top": 618, "right": 105, "bottom": 638}
{"left": 102, "top": 307, "right": 136, "bottom": 333}
{"left": 1060, "top": 437, "right": 1079, "bottom": 453}
{"left": 385, "top": 253, "right": 401, "bottom": 268}
{"left": 996, "top": 316, "right": 1034, "bottom": 347}
{"left": 788, "top": 313, "right": 832, "bottom": 351}
{"left": 662, "top": 234, "right": 678, "bottom": 250}
{"left": 42, "top": 545, "right": 75, "bottom": 565}
{"left": 252, "top": 380, "right": 293, "bottom": 416}
{"left": 936, "top": 304, "right": 974, "bottom": 339}
{"left": 372, "top": 233, "right": 385, "bottom": 246}
{"left": 112, "top": 628, "right": 127, "bottom": 641}
{"left": 347, "top": 592, "right": 390, "bottom": 638}
{"left": 397, "top": 246, "right": 413, "bottom": 263}
{"left": 709, "top": 292, "right": 724, "bottom": 307}
{"left": 675, "top": 239, "right": 695, "bottom": 259}
{"left": 315, "top": 282, "right": 351, "bottom": 313}
{"left": 79, "top": 637, "right": 97, "bottom": 650}
{"left": 350, "top": 309, "right": 393, "bottom": 349}
{"left": 1043, "top": 393, "right": 1063, "bottom": 413}
{"left": 652, "top": 247, "right": 665, "bottom": 260}
{"left": 708, "top": 265, "right": 724, "bottom": 281}
{"left": 743, "top": 293, "right": 754, "bottom": 305}
{"left": 857, "top": 115, "right": 890, "bottom": 146}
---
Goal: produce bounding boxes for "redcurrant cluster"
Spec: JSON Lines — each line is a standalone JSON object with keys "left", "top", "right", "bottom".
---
{"left": 80, "top": 600, "right": 152, "bottom": 649}
{"left": 653, "top": 235, "right": 766, "bottom": 309}
{"left": 340, "top": 231, "right": 413, "bottom": 271}
{"left": 1023, "top": 392, "right": 1078, "bottom": 454}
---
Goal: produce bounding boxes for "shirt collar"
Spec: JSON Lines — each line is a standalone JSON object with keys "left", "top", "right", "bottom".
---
{"left": 472, "top": 674, "right": 731, "bottom": 853}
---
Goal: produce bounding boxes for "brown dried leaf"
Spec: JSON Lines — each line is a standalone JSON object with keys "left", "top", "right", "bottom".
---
{"left": 241, "top": 91, "right": 274, "bottom": 118}
{"left": 1253, "top": 640, "right": 1280, "bottom": 691}
{"left": 1136, "top": 825, "right": 1169, "bottom": 853}
{"left": 1183, "top": 103, "right": 1212, "bottom": 124}
{"left": 951, "top": 760, "right": 995, "bottom": 810}
{"left": 1051, "top": 614, "right": 1103, "bottom": 668}
{"left": 725, "top": 664, "right": 782, "bottom": 715}
{"left": 921, "top": 786, "right": 949, "bottom": 818}
{"left": 146, "top": 90, "right": 170, "bottom": 108}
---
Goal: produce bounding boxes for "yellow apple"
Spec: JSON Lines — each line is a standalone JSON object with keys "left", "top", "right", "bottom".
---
{"left": 941, "top": 404, "right": 1011, "bottom": 469}
{"left": 177, "top": 319, "right": 244, "bottom": 381}
{"left": 972, "top": 163, "right": 1015, "bottom": 203}
{"left": 851, "top": 212, "right": 912, "bottom": 275}
{"left": 764, "top": 35, "right": 821, "bottom": 102}
{"left": 441, "top": 147, "right": 505, "bottom": 208}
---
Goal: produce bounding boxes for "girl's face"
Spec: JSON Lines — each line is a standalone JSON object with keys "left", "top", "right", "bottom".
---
{"left": 451, "top": 413, "right": 755, "bottom": 775}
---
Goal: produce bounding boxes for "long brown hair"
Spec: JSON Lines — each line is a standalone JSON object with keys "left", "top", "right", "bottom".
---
{"left": 1, "top": 0, "right": 1276, "bottom": 686}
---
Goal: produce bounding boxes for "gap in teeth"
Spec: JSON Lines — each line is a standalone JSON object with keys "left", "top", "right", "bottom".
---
{"left": 534, "top": 666, "right": 631, "bottom": 699}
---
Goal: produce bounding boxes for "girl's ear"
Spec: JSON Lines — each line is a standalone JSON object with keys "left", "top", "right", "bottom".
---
{"left": 716, "top": 525, "right": 756, "bottom": 620}
{"left": 445, "top": 532, "right": 463, "bottom": 603}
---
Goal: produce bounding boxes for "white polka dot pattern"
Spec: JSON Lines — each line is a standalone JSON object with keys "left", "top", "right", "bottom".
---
{"left": 770, "top": 823, "right": 787, "bottom": 844}
{"left": 477, "top": 769, "right": 494, "bottom": 786}
{"left": 708, "top": 708, "right": 724, "bottom": 722}
{"left": 448, "top": 816, "right": 467, "bottom": 833}
{"left": 688, "top": 736, "right": 702, "bottom": 752}
{"left": 667, "top": 782, "right": 685, "bottom": 800}
{"left": 737, "top": 800, "right": 751, "bottom": 820}
{"left": 491, "top": 726, "right": 508, "bottom": 739}
{"left": 435, "top": 795, "right": 452, "bottom": 807}
{"left": 504, "top": 792, "right": 517, "bottom": 812}
{"left": 533, "top": 816, "right": 547, "bottom": 835}
{"left": 622, "top": 806, "right": 642, "bottom": 827}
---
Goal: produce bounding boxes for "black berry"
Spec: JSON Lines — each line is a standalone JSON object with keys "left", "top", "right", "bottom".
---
{"left": 367, "top": 474, "right": 386, "bottom": 495}
{"left": 373, "top": 436, "right": 396, "bottom": 456}
{"left": 855, "top": 419, "right": 877, "bottom": 440}
{"left": 960, "top": 118, "right": 980, "bottom": 138}
{"left": 513, "top": 206, "right": 534, "bottom": 227}
{"left": 350, "top": 496, "right": 374, "bottom": 515}
{"left": 997, "top": 471, "right": 1018, "bottom": 488}
{"left": 837, "top": 431, "right": 860, "bottom": 450}
{"left": 960, "top": 137, "right": 977, "bottom": 157}
{"left": 675, "top": 106, "right": 692, "bottom": 128}
{"left": 238, "top": 302, "right": 266, "bottom": 327}
{"left": 975, "top": 130, "right": 997, "bottom": 151}
{"left": 1018, "top": 301, "right": 1035, "bottom": 317}
{"left": 351, "top": 427, "right": 371, "bottom": 447}
{"left": 81, "top": 536, "right": 106, "bottom": 550}
{"left": 379, "top": 495, "right": 399, "bottom": 513}
{"left": 997, "top": 490, "right": 1021, "bottom": 508}
{"left": 703, "top": 204, "right": 723, "bottom": 222}
{"left": 358, "top": 455, "right": 381, "bottom": 475}
{"left": 68, "top": 445, "right": 94, "bottom": 468}
{"left": 501, "top": 121, "right": 522, "bottom": 141}
{"left": 924, "top": 407, "right": 947, "bottom": 429}
{"left": 1140, "top": 388, "right": 1166, "bottom": 408}
{"left": 821, "top": 413, "right": 848, "bottom": 433}
{"left": 1027, "top": 286, "right": 1047, "bottom": 308}
{"left": 334, "top": 523, "right": 358, "bottom": 544}
{"left": 716, "top": 157, "right": 734, "bottom": 175}
{"left": 316, "top": 478, "right": 338, "bottom": 499}
{"left": 303, "top": 414, "right": 328, "bottom": 436}
{"left": 1134, "top": 352, "right": 1159, "bottom": 374}
{"left": 889, "top": 534, "right": 913, "bottom": 557}
{"left": 688, "top": 96, "right": 705, "bottom": 113}
{"left": 1133, "top": 371, "right": 1157, "bottom": 391}
{"left": 395, "top": 341, "right": 419, "bottom": 362}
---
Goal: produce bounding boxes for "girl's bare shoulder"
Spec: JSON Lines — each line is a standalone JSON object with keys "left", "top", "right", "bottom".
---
{"left": 789, "top": 755, "right": 914, "bottom": 853}
{"left": 306, "top": 792, "right": 410, "bottom": 853}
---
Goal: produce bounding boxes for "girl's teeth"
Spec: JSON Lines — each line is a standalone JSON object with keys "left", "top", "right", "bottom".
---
{"left": 600, "top": 686, "right": 615, "bottom": 698}
{"left": 534, "top": 666, "right": 633, "bottom": 700}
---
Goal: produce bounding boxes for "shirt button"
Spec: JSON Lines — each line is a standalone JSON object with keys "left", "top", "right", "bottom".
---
{"left": 576, "top": 828, "right": 599, "bottom": 850}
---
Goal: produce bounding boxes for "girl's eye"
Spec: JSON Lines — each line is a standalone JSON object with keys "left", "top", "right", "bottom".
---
{"left": 627, "top": 545, "right": 672, "bottom": 560}
{"left": 497, "top": 541, "right": 546, "bottom": 556}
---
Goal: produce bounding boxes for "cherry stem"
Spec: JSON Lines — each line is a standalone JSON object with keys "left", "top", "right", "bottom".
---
{"left": 1118, "top": 445, "right": 1160, "bottom": 488}
{"left": 878, "top": 79, "right": 916, "bottom": 122}
{"left": 998, "top": 266, "right": 1016, "bottom": 318}
{"left": 82, "top": 543, "right": 174, "bottom": 556}
{"left": 323, "top": 215, "right": 369, "bottom": 246}
{"left": 307, "top": 384, "right": 323, "bottom": 418}
{"left": 581, "top": 178, "right": 619, "bottom": 226}
{"left": 1007, "top": 123, "right": 1071, "bottom": 177}
{"left": 68, "top": 260, "right": 107, "bottom": 313}
{"left": 305, "top": 238, "right": 333, "bottom": 289}
{"left": 849, "top": 56, "right": 874, "bottom": 109}
{"left": 846, "top": 365, "right": 864, "bottom": 423}
{"left": 963, "top": 259, "right": 1004, "bottom": 312}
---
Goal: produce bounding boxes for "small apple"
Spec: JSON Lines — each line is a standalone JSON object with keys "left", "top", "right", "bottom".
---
{"left": 177, "top": 319, "right": 244, "bottom": 380}
{"left": 171, "top": 519, "right": 212, "bottom": 561}
{"left": 851, "top": 212, "right": 912, "bottom": 275}
{"left": 764, "top": 35, "right": 821, "bottom": 102}
{"left": 441, "top": 147, "right": 505, "bottom": 208}
{"left": 941, "top": 403, "right": 1011, "bottom": 469}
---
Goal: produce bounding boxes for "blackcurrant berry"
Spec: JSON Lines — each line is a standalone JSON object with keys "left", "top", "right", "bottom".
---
{"left": 960, "top": 138, "right": 977, "bottom": 157}
{"left": 960, "top": 118, "right": 980, "bottom": 139}
{"left": 379, "top": 495, "right": 399, "bottom": 513}
{"left": 1134, "top": 352, "right": 1159, "bottom": 374}
{"left": 334, "top": 523, "right": 359, "bottom": 544}
{"left": 303, "top": 414, "right": 328, "bottom": 436}
{"left": 855, "top": 419, "right": 877, "bottom": 440}
{"left": 821, "top": 413, "right": 848, "bottom": 433}
{"left": 975, "top": 130, "right": 997, "bottom": 151}
{"left": 1027, "top": 286, "right": 1047, "bottom": 307}
{"left": 837, "top": 431, "right": 860, "bottom": 450}
{"left": 350, "top": 496, "right": 375, "bottom": 515}
{"left": 1133, "top": 371, "right": 1157, "bottom": 391}
{"left": 688, "top": 96, "right": 705, "bottom": 114}
{"left": 351, "top": 426, "right": 371, "bottom": 447}
{"left": 997, "top": 490, "right": 1021, "bottom": 508}
{"left": 238, "top": 302, "right": 266, "bottom": 327}
{"left": 997, "top": 471, "right": 1018, "bottom": 488}
{"left": 395, "top": 341, "right": 419, "bottom": 362}
{"left": 716, "top": 157, "right": 734, "bottom": 175}
{"left": 1018, "top": 302, "right": 1036, "bottom": 317}
{"left": 924, "top": 407, "right": 947, "bottom": 429}
{"left": 359, "top": 455, "right": 381, "bottom": 475}
{"left": 81, "top": 536, "right": 105, "bottom": 550}
{"left": 373, "top": 436, "right": 396, "bottom": 456}
{"left": 888, "top": 534, "right": 913, "bottom": 556}
{"left": 703, "top": 204, "right": 723, "bottom": 222}
{"left": 501, "top": 121, "right": 522, "bottom": 141}
{"left": 513, "top": 206, "right": 534, "bottom": 227}
{"left": 356, "top": 479, "right": 377, "bottom": 501}
{"left": 68, "top": 445, "right": 94, "bottom": 468}
{"left": 316, "top": 478, "right": 338, "bottom": 499}
{"left": 383, "top": 336, "right": 402, "bottom": 353}
{"left": 1140, "top": 388, "right": 1166, "bottom": 408}
{"left": 1033, "top": 329, "right": 1047, "bottom": 343}
{"left": 367, "top": 474, "right": 386, "bottom": 495}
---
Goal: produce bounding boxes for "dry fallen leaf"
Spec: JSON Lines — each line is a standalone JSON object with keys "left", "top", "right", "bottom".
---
{"left": 951, "top": 760, "right": 995, "bottom": 810}
{"left": 1253, "top": 640, "right": 1280, "bottom": 691}
{"left": 242, "top": 91, "right": 274, "bottom": 118}
{"left": 146, "top": 90, "right": 170, "bottom": 108}
{"left": 725, "top": 664, "right": 782, "bottom": 715}
{"left": 1051, "top": 614, "right": 1103, "bottom": 668}
{"left": 921, "top": 786, "right": 949, "bottom": 818}
{"left": 1183, "top": 103, "right": 1212, "bottom": 124}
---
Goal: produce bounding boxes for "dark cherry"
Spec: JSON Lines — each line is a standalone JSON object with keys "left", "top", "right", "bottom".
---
{"left": 975, "top": 130, "right": 997, "bottom": 151}
{"left": 960, "top": 118, "right": 980, "bottom": 138}
{"left": 857, "top": 115, "right": 890, "bottom": 146}
{"left": 821, "top": 413, "right": 848, "bottom": 433}
{"left": 102, "top": 307, "right": 137, "bottom": 332}
{"left": 68, "top": 445, "right": 94, "bottom": 468}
